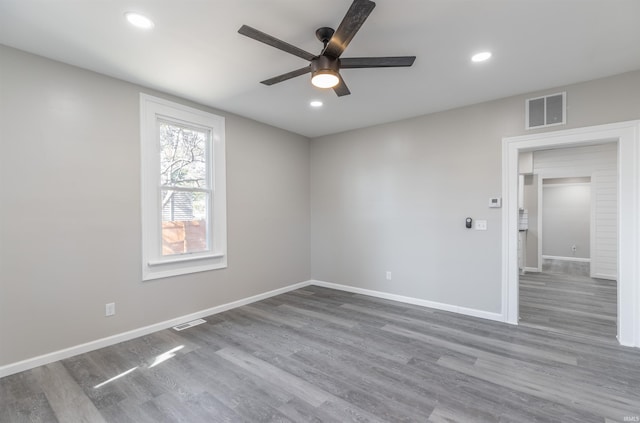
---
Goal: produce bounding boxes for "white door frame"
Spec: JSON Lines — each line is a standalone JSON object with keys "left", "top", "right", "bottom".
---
{"left": 502, "top": 120, "right": 640, "bottom": 347}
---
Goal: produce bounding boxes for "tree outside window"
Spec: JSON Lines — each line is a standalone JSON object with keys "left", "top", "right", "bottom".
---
{"left": 158, "top": 121, "right": 210, "bottom": 255}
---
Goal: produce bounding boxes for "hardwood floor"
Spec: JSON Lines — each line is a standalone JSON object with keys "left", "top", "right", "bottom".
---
{"left": 2, "top": 285, "right": 639, "bottom": 422}
{"left": 520, "top": 260, "right": 617, "bottom": 343}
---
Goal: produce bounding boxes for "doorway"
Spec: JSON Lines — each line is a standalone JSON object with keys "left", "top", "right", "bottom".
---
{"left": 501, "top": 120, "right": 640, "bottom": 347}
{"left": 518, "top": 168, "right": 617, "bottom": 341}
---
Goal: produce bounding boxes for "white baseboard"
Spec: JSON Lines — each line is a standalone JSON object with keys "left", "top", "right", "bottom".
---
{"left": 310, "top": 280, "right": 505, "bottom": 323}
{"left": 0, "top": 280, "right": 312, "bottom": 379}
{"left": 524, "top": 267, "right": 541, "bottom": 273}
{"left": 542, "top": 255, "right": 591, "bottom": 263}
{"left": 592, "top": 273, "right": 617, "bottom": 281}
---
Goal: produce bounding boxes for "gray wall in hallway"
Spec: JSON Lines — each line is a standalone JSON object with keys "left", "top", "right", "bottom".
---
{"left": 542, "top": 183, "right": 591, "bottom": 259}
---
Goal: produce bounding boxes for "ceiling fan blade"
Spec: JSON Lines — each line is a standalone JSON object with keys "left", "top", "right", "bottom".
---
{"left": 238, "top": 25, "right": 316, "bottom": 62}
{"left": 260, "top": 66, "right": 311, "bottom": 86}
{"left": 340, "top": 56, "right": 416, "bottom": 68}
{"left": 333, "top": 75, "right": 351, "bottom": 97}
{"left": 323, "top": 0, "right": 376, "bottom": 59}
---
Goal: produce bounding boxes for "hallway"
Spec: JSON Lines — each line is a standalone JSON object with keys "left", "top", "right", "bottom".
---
{"left": 519, "top": 260, "right": 617, "bottom": 343}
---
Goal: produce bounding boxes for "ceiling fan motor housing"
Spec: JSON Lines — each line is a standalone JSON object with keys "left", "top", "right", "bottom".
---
{"left": 312, "top": 55, "right": 340, "bottom": 73}
{"left": 311, "top": 55, "right": 341, "bottom": 88}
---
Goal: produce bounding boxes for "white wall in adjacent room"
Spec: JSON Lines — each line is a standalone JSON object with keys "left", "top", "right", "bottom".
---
{"left": 542, "top": 182, "right": 591, "bottom": 259}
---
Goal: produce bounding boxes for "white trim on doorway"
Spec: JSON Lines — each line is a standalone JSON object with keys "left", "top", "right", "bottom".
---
{"left": 502, "top": 120, "right": 640, "bottom": 347}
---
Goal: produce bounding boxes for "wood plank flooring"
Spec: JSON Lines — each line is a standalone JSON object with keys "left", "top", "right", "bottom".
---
{"left": 2, "top": 285, "right": 639, "bottom": 422}
{"left": 542, "top": 258, "right": 592, "bottom": 277}
{"left": 520, "top": 260, "right": 617, "bottom": 342}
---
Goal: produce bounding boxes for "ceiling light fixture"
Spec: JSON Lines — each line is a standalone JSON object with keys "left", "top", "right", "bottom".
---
{"left": 310, "top": 56, "right": 340, "bottom": 89}
{"left": 125, "top": 12, "right": 154, "bottom": 29}
{"left": 311, "top": 71, "right": 340, "bottom": 89}
{"left": 310, "top": 100, "right": 323, "bottom": 108}
{"left": 471, "top": 51, "right": 492, "bottom": 62}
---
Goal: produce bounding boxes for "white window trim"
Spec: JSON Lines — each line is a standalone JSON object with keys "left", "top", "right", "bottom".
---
{"left": 140, "top": 94, "right": 227, "bottom": 281}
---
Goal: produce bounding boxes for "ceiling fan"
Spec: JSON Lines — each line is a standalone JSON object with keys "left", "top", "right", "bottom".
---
{"left": 238, "top": 0, "right": 416, "bottom": 96}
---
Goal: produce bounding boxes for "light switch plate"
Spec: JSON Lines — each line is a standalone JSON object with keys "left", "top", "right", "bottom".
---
{"left": 475, "top": 220, "right": 488, "bottom": 230}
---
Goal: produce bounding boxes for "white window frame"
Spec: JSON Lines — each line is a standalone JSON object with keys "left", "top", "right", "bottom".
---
{"left": 140, "top": 94, "right": 227, "bottom": 281}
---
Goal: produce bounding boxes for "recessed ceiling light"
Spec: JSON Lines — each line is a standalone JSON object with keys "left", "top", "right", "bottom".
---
{"left": 310, "top": 100, "right": 323, "bottom": 108}
{"left": 471, "top": 51, "right": 492, "bottom": 62}
{"left": 125, "top": 12, "right": 154, "bottom": 29}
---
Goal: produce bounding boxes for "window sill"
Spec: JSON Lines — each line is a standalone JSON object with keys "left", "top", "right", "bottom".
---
{"left": 148, "top": 253, "right": 224, "bottom": 267}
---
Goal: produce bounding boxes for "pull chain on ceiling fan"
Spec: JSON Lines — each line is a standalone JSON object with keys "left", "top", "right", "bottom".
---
{"left": 238, "top": 0, "right": 416, "bottom": 97}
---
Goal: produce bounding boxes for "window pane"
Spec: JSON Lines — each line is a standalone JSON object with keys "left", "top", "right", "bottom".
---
{"left": 159, "top": 121, "right": 208, "bottom": 188}
{"left": 161, "top": 190, "right": 209, "bottom": 255}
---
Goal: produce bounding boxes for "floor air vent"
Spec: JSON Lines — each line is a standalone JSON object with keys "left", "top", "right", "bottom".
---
{"left": 172, "top": 318, "right": 206, "bottom": 331}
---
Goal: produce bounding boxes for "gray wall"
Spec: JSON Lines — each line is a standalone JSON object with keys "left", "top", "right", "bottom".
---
{"left": 542, "top": 182, "right": 591, "bottom": 258}
{"left": 0, "top": 46, "right": 311, "bottom": 366}
{"left": 311, "top": 70, "right": 640, "bottom": 314}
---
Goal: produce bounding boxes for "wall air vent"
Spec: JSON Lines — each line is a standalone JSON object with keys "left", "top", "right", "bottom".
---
{"left": 172, "top": 318, "right": 206, "bottom": 331}
{"left": 526, "top": 92, "right": 566, "bottom": 130}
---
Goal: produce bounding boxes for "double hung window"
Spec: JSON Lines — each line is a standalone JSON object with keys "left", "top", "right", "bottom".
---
{"left": 140, "top": 94, "right": 226, "bottom": 280}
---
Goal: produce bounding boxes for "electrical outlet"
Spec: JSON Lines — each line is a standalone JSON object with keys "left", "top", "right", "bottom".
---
{"left": 105, "top": 302, "right": 115, "bottom": 317}
{"left": 385, "top": 271, "right": 392, "bottom": 281}
{"left": 475, "top": 220, "right": 488, "bottom": 230}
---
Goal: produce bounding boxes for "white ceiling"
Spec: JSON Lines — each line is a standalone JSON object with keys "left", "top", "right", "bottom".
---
{"left": 1, "top": 0, "right": 640, "bottom": 138}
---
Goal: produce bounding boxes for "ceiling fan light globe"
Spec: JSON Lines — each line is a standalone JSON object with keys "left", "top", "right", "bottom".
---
{"left": 311, "top": 71, "right": 340, "bottom": 88}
